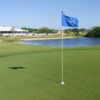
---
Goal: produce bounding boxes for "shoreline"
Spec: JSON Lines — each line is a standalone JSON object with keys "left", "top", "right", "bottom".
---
{"left": 21, "top": 36, "right": 79, "bottom": 41}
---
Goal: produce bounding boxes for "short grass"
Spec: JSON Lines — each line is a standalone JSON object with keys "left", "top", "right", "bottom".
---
{"left": 0, "top": 42, "right": 100, "bottom": 100}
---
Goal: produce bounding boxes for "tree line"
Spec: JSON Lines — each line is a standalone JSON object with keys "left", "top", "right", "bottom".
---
{"left": 21, "top": 27, "right": 58, "bottom": 34}
{"left": 21, "top": 27, "right": 86, "bottom": 34}
{"left": 22, "top": 26, "right": 100, "bottom": 37}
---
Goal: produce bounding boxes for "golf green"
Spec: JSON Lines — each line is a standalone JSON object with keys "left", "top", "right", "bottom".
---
{"left": 0, "top": 42, "right": 100, "bottom": 100}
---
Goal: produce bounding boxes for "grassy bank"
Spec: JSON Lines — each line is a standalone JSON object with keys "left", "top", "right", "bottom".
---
{"left": 0, "top": 42, "right": 100, "bottom": 100}
{"left": 0, "top": 35, "right": 82, "bottom": 42}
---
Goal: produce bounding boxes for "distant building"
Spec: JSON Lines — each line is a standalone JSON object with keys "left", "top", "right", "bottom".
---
{"left": 34, "top": 33, "right": 46, "bottom": 37}
{"left": 0, "top": 26, "right": 28, "bottom": 36}
{"left": 57, "top": 30, "right": 65, "bottom": 36}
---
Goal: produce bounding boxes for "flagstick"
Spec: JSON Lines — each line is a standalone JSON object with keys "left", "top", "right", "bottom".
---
{"left": 61, "top": 28, "right": 64, "bottom": 85}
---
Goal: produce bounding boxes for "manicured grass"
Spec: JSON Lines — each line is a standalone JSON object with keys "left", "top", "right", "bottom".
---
{"left": 0, "top": 42, "right": 100, "bottom": 100}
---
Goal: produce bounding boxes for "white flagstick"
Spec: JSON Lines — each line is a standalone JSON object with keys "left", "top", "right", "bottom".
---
{"left": 61, "top": 29, "right": 64, "bottom": 85}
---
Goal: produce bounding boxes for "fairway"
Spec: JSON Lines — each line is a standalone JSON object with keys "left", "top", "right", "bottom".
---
{"left": 0, "top": 42, "right": 100, "bottom": 100}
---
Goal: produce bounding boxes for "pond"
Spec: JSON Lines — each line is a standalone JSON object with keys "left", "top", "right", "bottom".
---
{"left": 19, "top": 37, "right": 100, "bottom": 47}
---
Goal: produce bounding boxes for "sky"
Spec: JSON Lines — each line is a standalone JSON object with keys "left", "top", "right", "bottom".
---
{"left": 0, "top": 0, "right": 100, "bottom": 29}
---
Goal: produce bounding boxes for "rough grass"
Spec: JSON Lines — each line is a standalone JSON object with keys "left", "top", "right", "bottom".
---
{"left": 0, "top": 42, "right": 100, "bottom": 100}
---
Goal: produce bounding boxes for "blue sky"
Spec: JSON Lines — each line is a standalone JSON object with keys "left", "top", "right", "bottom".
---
{"left": 0, "top": 0, "right": 100, "bottom": 29}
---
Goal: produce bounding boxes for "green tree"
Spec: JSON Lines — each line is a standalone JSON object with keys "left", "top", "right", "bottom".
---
{"left": 21, "top": 27, "right": 34, "bottom": 33}
{"left": 38, "top": 27, "right": 49, "bottom": 33}
{"left": 86, "top": 26, "right": 100, "bottom": 37}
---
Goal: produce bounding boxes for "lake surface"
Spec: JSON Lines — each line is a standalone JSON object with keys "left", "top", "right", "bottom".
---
{"left": 19, "top": 37, "right": 100, "bottom": 47}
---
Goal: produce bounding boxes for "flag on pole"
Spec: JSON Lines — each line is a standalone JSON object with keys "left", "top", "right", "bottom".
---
{"left": 62, "top": 11, "right": 78, "bottom": 27}
{"left": 60, "top": 11, "right": 78, "bottom": 85}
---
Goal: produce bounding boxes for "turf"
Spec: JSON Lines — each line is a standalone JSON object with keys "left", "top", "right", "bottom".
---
{"left": 0, "top": 42, "right": 100, "bottom": 100}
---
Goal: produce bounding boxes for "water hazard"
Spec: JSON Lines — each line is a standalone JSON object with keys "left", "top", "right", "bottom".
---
{"left": 19, "top": 37, "right": 100, "bottom": 47}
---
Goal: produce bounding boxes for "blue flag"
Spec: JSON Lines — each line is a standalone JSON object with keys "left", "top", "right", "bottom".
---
{"left": 62, "top": 12, "right": 78, "bottom": 27}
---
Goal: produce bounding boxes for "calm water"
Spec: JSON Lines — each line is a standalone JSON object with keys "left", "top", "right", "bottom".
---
{"left": 19, "top": 37, "right": 100, "bottom": 47}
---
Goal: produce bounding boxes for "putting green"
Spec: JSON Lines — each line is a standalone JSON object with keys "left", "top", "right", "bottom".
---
{"left": 0, "top": 42, "right": 100, "bottom": 100}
